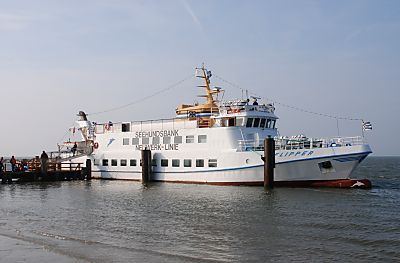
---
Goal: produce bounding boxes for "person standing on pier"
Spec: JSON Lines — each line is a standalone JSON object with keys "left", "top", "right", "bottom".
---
{"left": 10, "top": 156, "right": 17, "bottom": 172}
{"left": 0, "top": 157, "right": 4, "bottom": 180}
{"left": 71, "top": 142, "right": 77, "bottom": 156}
{"left": 40, "top": 151, "right": 49, "bottom": 176}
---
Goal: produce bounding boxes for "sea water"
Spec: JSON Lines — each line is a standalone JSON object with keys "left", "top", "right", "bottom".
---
{"left": 0, "top": 157, "right": 399, "bottom": 262}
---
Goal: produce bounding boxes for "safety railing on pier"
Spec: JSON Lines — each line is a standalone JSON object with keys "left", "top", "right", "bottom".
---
{"left": 2, "top": 159, "right": 83, "bottom": 173}
{"left": 237, "top": 136, "right": 366, "bottom": 152}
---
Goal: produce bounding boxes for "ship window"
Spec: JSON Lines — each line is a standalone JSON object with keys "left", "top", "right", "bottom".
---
{"left": 271, "top": 120, "right": 276, "bottom": 129}
{"left": 172, "top": 159, "right": 180, "bottom": 167}
{"left": 184, "top": 159, "right": 192, "bottom": 167}
{"left": 246, "top": 118, "right": 254, "bottom": 127}
{"left": 198, "top": 135, "right": 207, "bottom": 143}
{"left": 161, "top": 159, "right": 168, "bottom": 167}
{"left": 196, "top": 159, "right": 204, "bottom": 167}
{"left": 102, "top": 159, "right": 108, "bottom": 166}
{"left": 174, "top": 136, "right": 182, "bottom": 144}
{"left": 266, "top": 119, "right": 271, "bottom": 128}
{"left": 260, "top": 118, "right": 266, "bottom": 128}
{"left": 208, "top": 159, "right": 217, "bottom": 167}
{"left": 132, "top": 138, "right": 139, "bottom": 145}
{"left": 96, "top": 125, "right": 105, "bottom": 134}
{"left": 120, "top": 159, "right": 127, "bottom": 166}
{"left": 122, "top": 123, "right": 130, "bottom": 132}
{"left": 253, "top": 118, "right": 260, "bottom": 128}
{"left": 163, "top": 136, "right": 171, "bottom": 144}
{"left": 186, "top": 135, "right": 195, "bottom": 143}
{"left": 130, "top": 159, "right": 137, "bottom": 166}
{"left": 94, "top": 159, "right": 99, "bottom": 166}
{"left": 142, "top": 137, "right": 149, "bottom": 145}
{"left": 151, "top": 159, "right": 157, "bottom": 167}
{"left": 152, "top": 136, "right": 160, "bottom": 145}
{"left": 236, "top": 117, "right": 245, "bottom": 127}
{"left": 111, "top": 159, "right": 117, "bottom": 166}
{"left": 228, "top": 118, "right": 235, "bottom": 127}
{"left": 123, "top": 138, "right": 130, "bottom": 145}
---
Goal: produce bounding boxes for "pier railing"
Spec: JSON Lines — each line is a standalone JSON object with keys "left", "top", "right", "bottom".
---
{"left": 237, "top": 136, "right": 366, "bottom": 152}
{"left": 3, "top": 159, "right": 83, "bottom": 173}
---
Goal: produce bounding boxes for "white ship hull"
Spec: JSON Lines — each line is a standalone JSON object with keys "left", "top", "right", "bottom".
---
{"left": 70, "top": 144, "right": 371, "bottom": 186}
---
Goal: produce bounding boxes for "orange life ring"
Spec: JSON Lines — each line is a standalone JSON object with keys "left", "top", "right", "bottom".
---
{"left": 93, "top": 142, "right": 99, "bottom": 149}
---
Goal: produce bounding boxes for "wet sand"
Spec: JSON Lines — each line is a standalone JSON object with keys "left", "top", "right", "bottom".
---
{"left": 0, "top": 235, "right": 82, "bottom": 263}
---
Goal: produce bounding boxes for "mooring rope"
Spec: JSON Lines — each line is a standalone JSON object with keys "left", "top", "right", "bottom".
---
{"left": 214, "top": 74, "right": 363, "bottom": 121}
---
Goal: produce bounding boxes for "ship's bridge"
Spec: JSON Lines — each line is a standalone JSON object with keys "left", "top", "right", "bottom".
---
{"left": 213, "top": 99, "right": 278, "bottom": 129}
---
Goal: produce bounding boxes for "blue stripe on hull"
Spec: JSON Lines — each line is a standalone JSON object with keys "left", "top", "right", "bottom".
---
{"left": 93, "top": 151, "right": 371, "bottom": 174}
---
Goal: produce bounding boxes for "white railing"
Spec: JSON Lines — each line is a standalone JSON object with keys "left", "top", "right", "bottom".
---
{"left": 237, "top": 136, "right": 366, "bottom": 152}
{"left": 237, "top": 140, "right": 264, "bottom": 152}
{"left": 95, "top": 118, "right": 198, "bottom": 134}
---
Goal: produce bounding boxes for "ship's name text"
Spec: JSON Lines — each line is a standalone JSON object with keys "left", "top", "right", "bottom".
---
{"left": 135, "top": 144, "right": 179, "bottom": 151}
{"left": 275, "top": 150, "right": 314, "bottom": 158}
{"left": 135, "top": 130, "right": 179, "bottom": 138}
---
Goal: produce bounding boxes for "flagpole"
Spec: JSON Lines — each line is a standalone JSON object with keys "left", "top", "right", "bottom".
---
{"left": 361, "top": 120, "right": 365, "bottom": 138}
{"left": 336, "top": 118, "right": 340, "bottom": 136}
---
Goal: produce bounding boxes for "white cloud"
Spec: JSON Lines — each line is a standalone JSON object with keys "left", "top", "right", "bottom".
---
{"left": 180, "top": 0, "right": 203, "bottom": 32}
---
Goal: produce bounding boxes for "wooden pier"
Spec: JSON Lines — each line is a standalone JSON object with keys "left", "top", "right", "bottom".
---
{"left": 1, "top": 158, "right": 91, "bottom": 183}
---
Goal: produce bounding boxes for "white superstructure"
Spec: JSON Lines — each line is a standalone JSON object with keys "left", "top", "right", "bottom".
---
{"left": 63, "top": 66, "right": 372, "bottom": 186}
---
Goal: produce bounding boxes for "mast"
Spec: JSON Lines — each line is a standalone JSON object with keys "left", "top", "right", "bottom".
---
{"left": 175, "top": 64, "right": 220, "bottom": 117}
{"left": 196, "top": 64, "right": 215, "bottom": 105}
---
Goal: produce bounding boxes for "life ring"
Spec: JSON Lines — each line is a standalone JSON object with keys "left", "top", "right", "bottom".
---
{"left": 93, "top": 142, "right": 99, "bottom": 149}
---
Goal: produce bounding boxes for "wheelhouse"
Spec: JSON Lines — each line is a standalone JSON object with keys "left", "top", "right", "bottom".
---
{"left": 214, "top": 99, "right": 278, "bottom": 129}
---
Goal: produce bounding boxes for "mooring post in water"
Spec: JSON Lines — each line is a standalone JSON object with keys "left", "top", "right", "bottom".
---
{"left": 263, "top": 137, "right": 275, "bottom": 189}
{"left": 86, "top": 159, "right": 92, "bottom": 180}
{"left": 141, "top": 149, "right": 152, "bottom": 184}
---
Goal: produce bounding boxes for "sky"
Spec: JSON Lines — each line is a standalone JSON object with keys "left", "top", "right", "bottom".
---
{"left": 0, "top": 0, "right": 399, "bottom": 156}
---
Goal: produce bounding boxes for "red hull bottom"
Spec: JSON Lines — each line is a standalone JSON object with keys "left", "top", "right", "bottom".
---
{"left": 94, "top": 177, "right": 372, "bottom": 189}
{"left": 274, "top": 179, "right": 372, "bottom": 189}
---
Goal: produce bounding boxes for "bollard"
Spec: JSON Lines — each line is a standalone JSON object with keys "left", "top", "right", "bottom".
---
{"left": 86, "top": 159, "right": 92, "bottom": 180}
{"left": 141, "top": 149, "right": 152, "bottom": 184}
{"left": 263, "top": 137, "right": 275, "bottom": 189}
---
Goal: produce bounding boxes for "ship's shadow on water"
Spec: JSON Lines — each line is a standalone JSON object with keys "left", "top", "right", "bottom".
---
{"left": 0, "top": 157, "right": 399, "bottom": 262}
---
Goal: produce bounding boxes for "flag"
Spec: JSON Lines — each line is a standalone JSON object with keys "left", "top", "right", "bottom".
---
{"left": 362, "top": 121, "right": 372, "bottom": 131}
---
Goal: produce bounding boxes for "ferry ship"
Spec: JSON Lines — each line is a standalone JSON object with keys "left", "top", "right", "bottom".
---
{"left": 63, "top": 66, "right": 372, "bottom": 187}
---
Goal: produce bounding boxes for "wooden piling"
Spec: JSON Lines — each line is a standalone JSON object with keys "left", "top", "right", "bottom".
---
{"left": 141, "top": 149, "right": 152, "bottom": 184}
{"left": 263, "top": 137, "right": 275, "bottom": 189}
{"left": 86, "top": 159, "right": 92, "bottom": 180}
{"left": 1, "top": 172, "right": 6, "bottom": 184}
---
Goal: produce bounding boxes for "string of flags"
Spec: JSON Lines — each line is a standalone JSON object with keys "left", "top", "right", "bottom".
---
{"left": 362, "top": 121, "right": 372, "bottom": 131}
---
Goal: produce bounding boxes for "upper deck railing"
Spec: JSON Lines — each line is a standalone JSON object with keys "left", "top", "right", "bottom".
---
{"left": 95, "top": 118, "right": 199, "bottom": 134}
{"left": 237, "top": 136, "right": 366, "bottom": 152}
